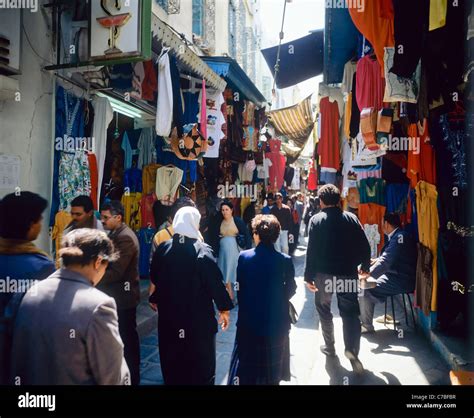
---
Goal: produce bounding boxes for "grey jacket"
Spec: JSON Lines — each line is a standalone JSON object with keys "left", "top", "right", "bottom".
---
{"left": 11, "top": 269, "right": 130, "bottom": 385}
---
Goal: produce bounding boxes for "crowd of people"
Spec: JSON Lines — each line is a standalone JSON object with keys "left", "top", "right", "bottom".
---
{"left": 0, "top": 183, "right": 418, "bottom": 385}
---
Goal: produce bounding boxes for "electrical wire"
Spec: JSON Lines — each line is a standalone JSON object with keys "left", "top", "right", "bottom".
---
{"left": 21, "top": 21, "right": 55, "bottom": 66}
{"left": 272, "top": 0, "right": 289, "bottom": 96}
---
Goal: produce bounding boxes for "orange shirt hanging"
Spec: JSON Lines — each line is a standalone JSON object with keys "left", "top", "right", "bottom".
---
{"left": 358, "top": 203, "right": 386, "bottom": 255}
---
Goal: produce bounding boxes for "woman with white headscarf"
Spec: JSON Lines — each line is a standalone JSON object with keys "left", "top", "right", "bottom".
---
{"left": 149, "top": 206, "right": 234, "bottom": 385}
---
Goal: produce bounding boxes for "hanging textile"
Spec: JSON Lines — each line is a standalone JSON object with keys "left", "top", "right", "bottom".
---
{"left": 266, "top": 139, "right": 286, "bottom": 191}
{"left": 348, "top": 0, "right": 395, "bottom": 74}
{"left": 201, "top": 89, "right": 226, "bottom": 159}
{"left": 138, "top": 127, "right": 156, "bottom": 169}
{"left": 356, "top": 55, "right": 385, "bottom": 111}
{"left": 358, "top": 203, "right": 386, "bottom": 255}
{"left": 415, "top": 181, "right": 440, "bottom": 311}
{"left": 318, "top": 97, "right": 341, "bottom": 171}
{"left": 155, "top": 165, "right": 184, "bottom": 205}
{"left": 429, "top": 0, "right": 447, "bottom": 31}
{"left": 121, "top": 192, "right": 142, "bottom": 232}
{"left": 51, "top": 210, "right": 72, "bottom": 267}
{"left": 92, "top": 95, "right": 114, "bottom": 205}
{"left": 156, "top": 50, "right": 173, "bottom": 137}
{"left": 58, "top": 151, "right": 91, "bottom": 211}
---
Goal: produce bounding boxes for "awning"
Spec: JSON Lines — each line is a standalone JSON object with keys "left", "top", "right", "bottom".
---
{"left": 324, "top": 6, "right": 359, "bottom": 84}
{"left": 266, "top": 95, "right": 315, "bottom": 162}
{"left": 151, "top": 16, "right": 227, "bottom": 91}
{"left": 267, "top": 95, "right": 314, "bottom": 147}
{"left": 202, "top": 56, "right": 267, "bottom": 106}
{"left": 261, "top": 31, "right": 324, "bottom": 89}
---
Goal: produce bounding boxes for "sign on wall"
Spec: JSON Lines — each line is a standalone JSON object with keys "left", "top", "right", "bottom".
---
{"left": 0, "top": 154, "right": 20, "bottom": 190}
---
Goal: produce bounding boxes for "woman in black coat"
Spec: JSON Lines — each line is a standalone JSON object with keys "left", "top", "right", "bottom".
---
{"left": 228, "top": 214, "right": 297, "bottom": 385}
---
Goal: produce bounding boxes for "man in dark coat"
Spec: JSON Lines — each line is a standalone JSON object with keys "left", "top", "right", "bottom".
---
{"left": 304, "top": 185, "right": 371, "bottom": 375}
{"left": 99, "top": 201, "right": 140, "bottom": 385}
{"left": 359, "top": 213, "right": 417, "bottom": 333}
{"left": 150, "top": 207, "right": 234, "bottom": 385}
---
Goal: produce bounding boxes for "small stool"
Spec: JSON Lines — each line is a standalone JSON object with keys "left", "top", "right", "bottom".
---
{"left": 384, "top": 293, "right": 417, "bottom": 331}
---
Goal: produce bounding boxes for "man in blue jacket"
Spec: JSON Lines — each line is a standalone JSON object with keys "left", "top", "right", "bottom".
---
{"left": 359, "top": 213, "right": 418, "bottom": 333}
{"left": 0, "top": 192, "right": 55, "bottom": 384}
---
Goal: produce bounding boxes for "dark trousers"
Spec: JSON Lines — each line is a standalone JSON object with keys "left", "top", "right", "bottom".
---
{"left": 117, "top": 307, "right": 140, "bottom": 385}
{"left": 159, "top": 331, "right": 216, "bottom": 385}
{"left": 314, "top": 273, "right": 361, "bottom": 355}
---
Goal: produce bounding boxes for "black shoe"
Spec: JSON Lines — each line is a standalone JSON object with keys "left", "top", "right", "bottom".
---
{"left": 320, "top": 345, "right": 336, "bottom": 357}
{"left": 344, "top": 350, "right": 364, "bottom": 375}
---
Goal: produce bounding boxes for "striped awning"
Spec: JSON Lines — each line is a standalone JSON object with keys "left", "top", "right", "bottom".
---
{"left": 267, "top": 95, "right": 315, "bottom": 149}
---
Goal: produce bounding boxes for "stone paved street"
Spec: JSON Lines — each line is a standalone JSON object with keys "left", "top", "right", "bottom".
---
{"left": 140, "top": 239, "right": 450, "bottom": 386}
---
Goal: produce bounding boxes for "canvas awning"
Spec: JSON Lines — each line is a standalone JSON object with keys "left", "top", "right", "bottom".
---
{"left": 324, "top": 6, "right": 359, "bottom": 84}
{"left": 267, "top": 95, "right": 314, "bottom": 147}
{"left": 202, "top": 56, "right": 267, "bottom": 106}
{"left": 261, "top": 31, "right": 324, "bottom": 89}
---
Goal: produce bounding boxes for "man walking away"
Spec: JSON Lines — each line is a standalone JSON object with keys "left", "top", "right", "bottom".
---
{"left": 271, "top": 193, "right": 292, "bottom": 255}
{"left": 359, "top": 213, "right": 417, "bottom": 333}
{"left": 99, "top": 201, "right": 140, "bottom": 385}
{"left": 304, "top": 185, "right": 371, "bottom": 374}
{"left": 64, "top": 195, "right": 104, "bottom": 235}
{"left": 0, "top": 192, "right": 55, "bottom": 384}
{"left": 11, "top": 229, "right": 130, "bottom": 385}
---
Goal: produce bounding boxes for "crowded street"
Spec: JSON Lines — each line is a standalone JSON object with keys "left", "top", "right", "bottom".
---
{"left": 0, "top": 0, "right": 473, "bottom": 417}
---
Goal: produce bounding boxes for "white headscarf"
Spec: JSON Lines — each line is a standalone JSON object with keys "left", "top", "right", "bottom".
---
{"left": 172, "top": 207, "right": 203, "bottom": 241}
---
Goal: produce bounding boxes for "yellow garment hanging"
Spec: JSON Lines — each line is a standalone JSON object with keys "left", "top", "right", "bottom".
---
{"left": 51, "top": 210, "right": 72, "bottom": 268}
{"left": 344, "top": 93, "right": 352, "bottom": 140}
{"left": 121, "top": 192, "right": 142, "bottom": 232}
{"left": 415, "top": 181, "right": 439, "bottom": 311}
{"left": 429, "top": 0, "right": 447, "bottom": 31}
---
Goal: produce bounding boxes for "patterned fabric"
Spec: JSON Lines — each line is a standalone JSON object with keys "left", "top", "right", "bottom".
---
{"left": 364, "top": 224, "right": 381, "bottom": 258}
{"left": 58, "top": 151, "right": 91, "bottom": 211}
{"left": 121, "top": 192, "right": 142, "bottom": 232}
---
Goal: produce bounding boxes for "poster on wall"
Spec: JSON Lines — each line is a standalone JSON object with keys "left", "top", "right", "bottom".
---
{"left": 0, "top": 154, "right": 20, "bottom": 190}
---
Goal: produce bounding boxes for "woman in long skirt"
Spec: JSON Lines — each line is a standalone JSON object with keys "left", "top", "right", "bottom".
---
{"left": 228, "top": 214, "right": 297, "bottom": 385}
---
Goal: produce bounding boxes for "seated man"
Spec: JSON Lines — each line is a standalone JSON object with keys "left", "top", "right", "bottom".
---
{"left": 358, "top": 213, "right": 417, "bottom": 333}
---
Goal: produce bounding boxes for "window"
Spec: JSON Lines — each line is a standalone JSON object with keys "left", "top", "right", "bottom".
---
{"left": 192, "top": 0, "right": 204, "bottom": 37}
{"left": 155, "top": 0, "right": 180, "bottom": 14}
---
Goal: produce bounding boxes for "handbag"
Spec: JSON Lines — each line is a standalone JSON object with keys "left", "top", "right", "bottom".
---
{"left": 289, "top": 301, "right": 298, "bottom": 324}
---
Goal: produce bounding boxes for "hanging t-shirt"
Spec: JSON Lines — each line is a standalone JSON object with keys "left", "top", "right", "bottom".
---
{"left": 307, "top": 159, "right": 318, "bottom": 191}
{"left": 121, "top": 192, "right": 142, "bottom": 232}
{"left": 257, "top": 158, "right": 272, "bottom": 179}
{"left": 124, "top": 167, "right": 142, "bottom": 194}
{"left": 356, "top": 55, "right": 385, "bottom": 111}
{"left": 155, "top": 165, "right": 183, "bottom": 204}
{"left": 358, "top": 178, "right": 386, "bottom": 205}
{"left": 291, "top": 167, "right": 301, "bottom": 190}
{"left": 341, "top": 60, "right": 357, "bottom": 97}
{"left": 200, "top": 89, "right": 226, "bottom": 158}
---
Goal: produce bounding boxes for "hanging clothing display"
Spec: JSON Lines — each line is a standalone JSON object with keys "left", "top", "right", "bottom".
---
{"left": 121, "top": 192, "right": 142, "bottom": 232}
{"left": 415, "top": 181, "right": 439, "bottom": 312}
{"left": 416, "top": 243, "right": 434, "bottom": 316}
{"left": 307, "top": 159, "right": 318, "bottom": 191}
{"left": 318, "top": 97, "right": 341, "bottom": 171}
{"left": 385, "top": 183, "right": 409, "bottom": 216}
{"left": 348, "top": 0, "right": 395, "bottom": 72}
{"left": 390, "top": 0, "right": 428, "bottom": 79}
{"left": 364, "top": 224, "right": 380, "bottom": 259}
{"left": 123, "top": 167, "right": 142, "bottom": 193}
{"left": 156, "top": 50, "right": 173, "bottom": 137}
{"left": 341, "top": 60, "right": 357, "bottom": 97}
{"left": 358, "top": 203, "right": 386, "bottom": 255}
{"left": 357, "top": 178, "right": 386, "bottom": 205}
{"left": 138, "top": 127, "right": 156, "bottom": 169}
{"left": 356, "top": 55, "right": 385, "bottom": 111}
{"left": 199, "top": 79, "right": 207, "bottom": 141}
{"left": 155, "top": 166, "right": 184, "bottom": 204}
{"left": 290, "top": 167, "right": 301, "bottom": 190}
{"left": 349, "top": 73, "right": 361, "bottom": 139}
{"left": 201, "top": 89, "right": 226, "bottom": 158}
{"left": 142, "top": 163, "right": 162, "bottom": 195}
{"left": 384, "top": 47, "right": 421, "bottom": 103}
{"left": 58, "top": 151, "right": 91, "bottom": 210}
{"left": 429, "top": 0, "right": 447, "bottom": 31}
{"left": 51, "top": 86, "right": 86, "bottom": 224}
{"left": 266, "top": 139, "right": 286, "bottom": 191}
{"left": 51, "top": 210, "right": 72, "bottom": 267}
{"left": 141, "top": 193, "right": 157, "bottom": 229}
{"left": 87, "top": 153, "right": 99, "bottom": 210}
{"left": 92, "top": 95, "right": 114, "bottom": 205}
{"left": 141, "top": 60, "right": 158, "bottom": 102}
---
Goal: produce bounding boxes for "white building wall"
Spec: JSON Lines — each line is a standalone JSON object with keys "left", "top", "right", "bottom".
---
{"left": 152, "top": 0, "right": 194, "bottom": 43}
{"left": 0, "top": 10, "right": 55, "bottom": 252}
{"left": 214, "top": 0, "right": 230, "bottom": 56}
